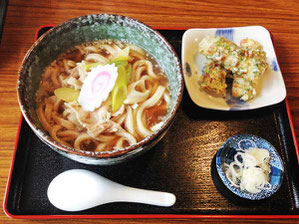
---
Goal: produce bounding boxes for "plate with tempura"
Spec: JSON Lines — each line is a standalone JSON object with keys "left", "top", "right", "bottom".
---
{"left": 182, "top": 26, "right": 286, "bottom": 110}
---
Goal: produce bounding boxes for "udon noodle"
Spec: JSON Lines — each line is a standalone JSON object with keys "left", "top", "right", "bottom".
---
{"left": 36, "top": 40, "right": 171, "bottom": 152}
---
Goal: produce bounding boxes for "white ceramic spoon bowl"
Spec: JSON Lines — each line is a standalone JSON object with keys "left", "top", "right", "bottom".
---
{"left": 47, "top": 169, "right": 176, "bottom": 212}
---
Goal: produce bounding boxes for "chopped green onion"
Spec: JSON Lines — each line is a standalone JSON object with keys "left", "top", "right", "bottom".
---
{"left": 114, "top": 46, "right": 130, "bottom": 58}
{"left": 126, "top": 64, "right": 132, "bottom": 83}
{"left": 110, "top": 60, "right": 128, "bottom": 67}
{"left": 112, "top": 66, "right": 128, "bottom": 112}
{"left": 54, "top": 87, "right": 80, "bottom": 102}
{"left": 83, "top": 62, "right": 102, "bottom": 71}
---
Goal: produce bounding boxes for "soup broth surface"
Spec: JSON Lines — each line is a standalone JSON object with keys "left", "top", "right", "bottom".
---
{"left": 36, "top": 40, "right": 171, "bottom": 152}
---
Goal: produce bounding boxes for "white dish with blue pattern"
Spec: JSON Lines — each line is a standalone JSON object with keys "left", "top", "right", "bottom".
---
{"left": 182, "top": 26, "right": 286, "bottom": 111}
{"left": 216, "top": 134, "right": 284, "bottom": 200}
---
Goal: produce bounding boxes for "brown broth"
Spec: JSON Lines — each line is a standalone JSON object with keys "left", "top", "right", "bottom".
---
{"left": 144, "top": 99, "right": 168, "bottom": 127}
{"left": 80, "top": 140, "right": 97, "bottom": 151}
{"left": 37, "top": 40, "right": 171, "bottom": 152}
{"left": 64, "top": 49, "right": 84, "bottom": 62}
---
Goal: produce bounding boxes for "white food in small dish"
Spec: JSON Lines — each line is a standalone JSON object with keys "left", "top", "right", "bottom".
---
{"left": 224, "top": 145, "right": 271, "bottom": 194}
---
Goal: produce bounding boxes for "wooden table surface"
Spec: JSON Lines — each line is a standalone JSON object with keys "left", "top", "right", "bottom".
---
{"left": 1, "top": 0, "right": 299, "bottom": 223}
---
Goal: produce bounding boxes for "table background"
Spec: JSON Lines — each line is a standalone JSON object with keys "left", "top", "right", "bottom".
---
{"left": 0, "top": 0, "right": 299, "bottom": 223}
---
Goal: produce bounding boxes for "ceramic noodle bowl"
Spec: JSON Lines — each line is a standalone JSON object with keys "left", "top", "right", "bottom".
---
{"left": 17, "top": 14, "right": 183, "bottom": 165}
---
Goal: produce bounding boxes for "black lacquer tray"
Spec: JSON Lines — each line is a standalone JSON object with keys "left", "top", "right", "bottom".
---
{"left": 4, "top": 26, "right": 299, "bottom": 219}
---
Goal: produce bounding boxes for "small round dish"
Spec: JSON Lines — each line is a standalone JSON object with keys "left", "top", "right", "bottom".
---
{"left": 215, "top": 134, "right": 284, "bottom": 200}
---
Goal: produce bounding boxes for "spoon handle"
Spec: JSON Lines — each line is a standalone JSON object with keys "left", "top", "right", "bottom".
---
{"left": 113, "top": 185, "right": 176, "bottom": 207}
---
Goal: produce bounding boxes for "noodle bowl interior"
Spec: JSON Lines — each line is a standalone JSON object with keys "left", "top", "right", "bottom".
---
{"left": 36, "top": 40, "right": 171, "bottom": 152}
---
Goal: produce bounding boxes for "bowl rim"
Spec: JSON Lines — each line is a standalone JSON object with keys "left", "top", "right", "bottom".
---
{"left": 17, "top": 13, "right": 184, "bottom": 160}
{"left": 215, "top": 134, "right": 284, "bottom": 200}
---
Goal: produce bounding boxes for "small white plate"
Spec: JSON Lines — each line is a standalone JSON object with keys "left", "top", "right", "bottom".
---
{"left": 181, "top": 26, "right": 286, "bottom": 111}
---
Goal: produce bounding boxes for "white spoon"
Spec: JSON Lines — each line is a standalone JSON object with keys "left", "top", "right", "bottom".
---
{"left": 47, "top": 169, "right": 176, "bottom": 211}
